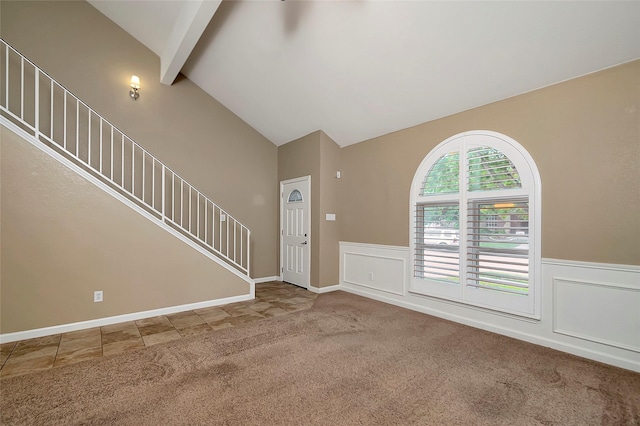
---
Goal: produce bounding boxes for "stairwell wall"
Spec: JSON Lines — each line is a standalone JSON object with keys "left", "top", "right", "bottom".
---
{"left": 0, "top": 0, "right": 279, "bottom": 278}
{"left": 1, "top": 126, "right": 251, "bottom": 333}
{"left": 0, "top": 1, "right": 279, "bottom": 334}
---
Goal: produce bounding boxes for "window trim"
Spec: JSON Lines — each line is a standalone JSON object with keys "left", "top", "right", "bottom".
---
{"left": 409, "top": 130, "right": 542, "bottom": 319}
{"left": 287, "top": 189, "right": 303, "bottom": 203}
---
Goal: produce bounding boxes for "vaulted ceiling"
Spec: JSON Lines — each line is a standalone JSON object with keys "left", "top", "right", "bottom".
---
{"left": 89, "top": 0, "right": 640, "bottom": 147}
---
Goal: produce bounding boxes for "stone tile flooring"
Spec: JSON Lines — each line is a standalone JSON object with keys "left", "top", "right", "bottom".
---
{"left": 0, "top": 281, "right": 316, "bottom": 379}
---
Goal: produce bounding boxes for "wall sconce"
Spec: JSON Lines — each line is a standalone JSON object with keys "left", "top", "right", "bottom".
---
{"left": 129, "top": 75, "right": 140, "bottom": 100}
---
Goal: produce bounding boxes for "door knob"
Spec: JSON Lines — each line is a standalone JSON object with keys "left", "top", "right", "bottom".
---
{"left": 301, "top": 241, "right": 308, "bottom": 245}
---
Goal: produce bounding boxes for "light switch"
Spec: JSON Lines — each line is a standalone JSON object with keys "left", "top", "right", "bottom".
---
{"left": 326, "top": 213, "right": 336, "bottom": 221}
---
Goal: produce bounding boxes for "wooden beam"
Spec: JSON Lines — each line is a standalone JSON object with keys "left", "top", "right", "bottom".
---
{"left": 160, "top": 0, "right": 222, "bottom": 85}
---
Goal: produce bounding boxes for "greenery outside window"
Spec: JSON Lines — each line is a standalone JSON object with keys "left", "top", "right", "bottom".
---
{"left": 410, "top": 131, "right": 541, "bottom": 318}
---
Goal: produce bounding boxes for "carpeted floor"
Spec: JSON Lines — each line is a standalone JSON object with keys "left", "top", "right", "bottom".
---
{"left": 1, "top": 291, "right": 639, "bottom": 425}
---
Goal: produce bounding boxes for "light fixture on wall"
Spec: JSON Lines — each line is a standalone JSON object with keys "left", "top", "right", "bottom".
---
{"left": 129, "top": 75, "right": 140, "bottom": 100}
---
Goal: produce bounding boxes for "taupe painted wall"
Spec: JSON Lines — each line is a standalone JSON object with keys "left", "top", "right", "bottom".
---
{"left": 278, "top": 62, "right": 639, "bottom": 287}
{"left": 277, "top": 130, "right": 341, "bottom": 288}
{"left": 1, "top": 0, "right": 637, "bottom": 336}
{"left": 339, "top": 60, "right": 640, "bottom": 266}
{"left": 0, "top": 0, "right": 278, "bottom": 278}
{"left": 278, "top": 132, "right": 321, "bottom": 287}
{"left": 318, "top": 132, "right": 340, "bottom": 287}
{"left": 1, "top": 127, "right": 249, "bottom": 333}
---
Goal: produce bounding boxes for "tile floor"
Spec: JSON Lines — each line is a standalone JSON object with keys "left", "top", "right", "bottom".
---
{"left": 0, "top": 281, "right": 316, "bottom": 379}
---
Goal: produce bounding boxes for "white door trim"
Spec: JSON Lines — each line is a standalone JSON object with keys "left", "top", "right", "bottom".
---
{"left": 280, "top": 175, "right": 311, "bottom": 289}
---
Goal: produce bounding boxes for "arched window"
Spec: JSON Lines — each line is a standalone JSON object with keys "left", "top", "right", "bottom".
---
{"left": 288, "top": 189, "right": 303, "bottom": 203}
{"left": 410, "top": 131, "right": 541, "bottom": 318}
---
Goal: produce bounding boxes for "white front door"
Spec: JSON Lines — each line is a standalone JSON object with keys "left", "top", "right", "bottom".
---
{"left": 280, "top": 176, "right": 310, "bottom": 288}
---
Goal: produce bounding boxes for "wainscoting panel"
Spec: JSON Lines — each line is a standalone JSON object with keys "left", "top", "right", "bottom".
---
{"left": 339, "top": 242, "right": 640, "bottom": 372}
{"left": 553, "top": 278, "right": 640, "bottom": 352}
{"left": 340, "top": 242, "right": 408, "bottom": 296}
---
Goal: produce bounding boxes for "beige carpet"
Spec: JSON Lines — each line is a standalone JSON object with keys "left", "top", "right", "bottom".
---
{"left": 1, "top": 291, "right": 639, "bottom": 425}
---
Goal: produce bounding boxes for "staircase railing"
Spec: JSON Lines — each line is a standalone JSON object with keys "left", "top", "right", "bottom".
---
{"left": 0, "top": 39, "right": 250, "bottom": 276}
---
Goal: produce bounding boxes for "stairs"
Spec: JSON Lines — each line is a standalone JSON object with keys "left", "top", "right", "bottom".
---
{"left": 0, "top": 38, "right": 253, "bottom": 285}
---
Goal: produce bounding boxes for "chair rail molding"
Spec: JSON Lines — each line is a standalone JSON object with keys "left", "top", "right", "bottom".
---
{"left": 339, "top": 241, "right": 640, "bottom": 372}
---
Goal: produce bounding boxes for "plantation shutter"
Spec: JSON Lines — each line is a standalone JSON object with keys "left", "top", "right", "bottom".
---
{"left": 411, "top": 131, "right": 539, "bottom": 318}
{"left": 415, "top": 146, "right": 531, "bottom": 293}
{"left": 414, "top": 203, "right": 460, "bottom": 283}
{"left": 466, "top": 199, "right": 529, "bottom": 295}
{"left": 415, "top": 151, "right": 461, "bottom": 283}
{"left": 467, "top": 147, "right": 521, "bottom": 191}
{"left": 421, "top": 152, "right": 459, "bottom": 195}
{"left": 465, "top": 147, "right": 529, "bottom": 295}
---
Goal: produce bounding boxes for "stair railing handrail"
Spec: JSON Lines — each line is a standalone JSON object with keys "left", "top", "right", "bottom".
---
{"left": 0, "top": 38, "right": 250, "bottom": 276}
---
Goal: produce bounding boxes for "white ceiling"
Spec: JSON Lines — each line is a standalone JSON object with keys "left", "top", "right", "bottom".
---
{"left": 89, "top": 1, "right": 640, "bottom": 147}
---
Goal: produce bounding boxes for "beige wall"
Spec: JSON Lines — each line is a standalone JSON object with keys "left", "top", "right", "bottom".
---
{"left": 1, "top": 0, "right": 637, "bottom": 336}
{"left": 278, "top": 62, "right": 640, "bottom": 287}
{"left": 318, "top": 132, "right": 340, "bottom": 287}
{"left": 1, "top": 127, "right": 249, "bottom": 333}
{"left": 0, "top": 0, "right": 278, "bottom": 278}
{"left": 278, "top": 132, "right": 321, "bottom": 287}
{"left": 339, "top": 61, "right": 640, "bottom": 266}
{"left": 277, "top": 130, "right": 341, "bottom": 287}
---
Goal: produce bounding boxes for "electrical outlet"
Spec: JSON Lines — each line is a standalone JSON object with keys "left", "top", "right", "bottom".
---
{"left": 369, "top": 272, "right": 374, "bottom": 281}
{"left": 94, "top": 290, "right": 103, "bottom": 303}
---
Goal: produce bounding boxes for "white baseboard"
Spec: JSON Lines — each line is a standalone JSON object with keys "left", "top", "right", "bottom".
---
{"left": 254, "top": 276, "right": 280, "bottom": 284}
{"left": 309, "top": 284, "right": 340, "bottom": 294}
{"left": 339, "top": 241, "right": 640, "bottom": 372}
{"left": 339, "top": 285, "right": 640, "bottom": 373}
{"left": 0, "top": 293, "right": 252, "bottom": 344}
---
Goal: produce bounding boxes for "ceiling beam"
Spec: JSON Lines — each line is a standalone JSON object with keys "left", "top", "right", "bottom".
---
{"left": 160, "top": 0, "right": 222, "bottom": 85}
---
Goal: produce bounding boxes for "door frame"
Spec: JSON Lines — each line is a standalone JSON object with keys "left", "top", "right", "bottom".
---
{"left": 280, "top": 175, "right": 311, "bottom": 289}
